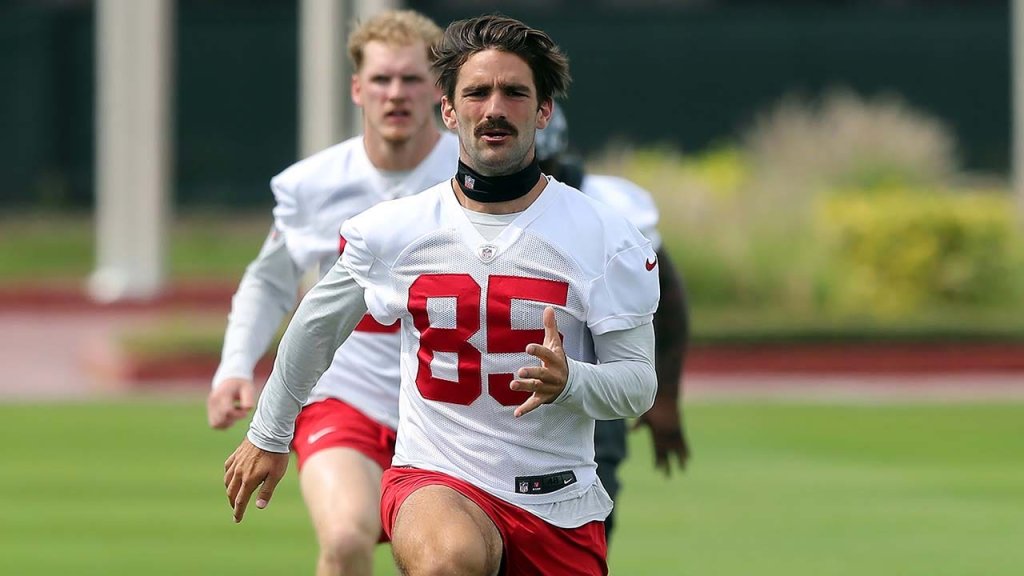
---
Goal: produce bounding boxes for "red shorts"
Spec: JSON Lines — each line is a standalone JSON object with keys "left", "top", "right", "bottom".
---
{"left": 381, "top": 467, "right": 608, "bottom": 576}
{"left": 291, "top": 398, "right": 397, "bottom": 471}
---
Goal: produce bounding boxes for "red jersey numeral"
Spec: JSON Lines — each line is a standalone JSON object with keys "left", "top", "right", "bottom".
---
{"left": 407, "top": 274, "right": 569, "bottom": 406}
{"left": 485, "top": 276, "right": 569, "bottom": 406}
{"left": 409, "top": 274, "right": 482, "bottom": 405}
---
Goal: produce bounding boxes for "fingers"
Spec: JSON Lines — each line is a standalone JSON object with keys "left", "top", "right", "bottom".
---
{"left": 654, "top": 451, "right": 671, "bottom": 478}
{"left": 509, "top": 373, "right": 561, "bottom": 419}
{"left": 676, "top": 437, "right": 691, "bottom": 470}
{"left": 223, "top": 442, "right": 289, "bottom": 523}
{"left": 514, "top": 364, "right": 557, "bottom": 383}
{"left": 207, "top": 387, "right": 238, "bottom": 429}
{"left": 676, "top": 449, "right": 688, "bottom": 471}
{"left": 208, "top": 379, "right": 256, "bottom": 430}
{"left": 238, "top": 381, "right": 256, "bottom": 411}
{"left": 233, "top": 476, "right": 259, "bottom": 523}
{"left": 256, "top": 473, "right": 282, "bottom": 510}
{"left": 225, "top": 467, "right": 243, "bottom": 511}
{"left": 652, "top": 438, "right": 690, "bottom": 477}
{"left": 233, "top": 469, "right": 283, "bottom": 522}
{"left": 207, "top": 393, "right": 230, "bottom": 429}
{"left": 514, "top": 395, "right": 545, "bottom": 418}
{"left": 509, "top": 378, "right": 544, "bottom": 394}
{"left": 511, "top": 307, "right": 568, "bottom": 419}
{"left": 542, "top": 306, "right": 561, "bottom": 348}
{"left": 210, "top": 408, "right": 246, "bottom": 430}
{"left": 525, "top": 343, "right": 561, "bottom": 367}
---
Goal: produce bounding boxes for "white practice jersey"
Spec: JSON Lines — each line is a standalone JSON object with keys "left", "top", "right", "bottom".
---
{"left": 231, "top": 132, "right": 458, "bottom": 429}
{"left": 581, "top": 174, "right": 662, "bottom": 250}
{"left": 339, "top": 178, "right": 660, "bottom": 513}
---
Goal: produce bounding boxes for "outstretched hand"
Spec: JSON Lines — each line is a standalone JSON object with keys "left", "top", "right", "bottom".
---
{"left": 510, "top": 307, "right": 568, "bottom": 418}
{"left": 634, "top": 398, "right": 689, "bottom": 476}
{"left": 223, "top": 438, "right": 289, "bottom": 523}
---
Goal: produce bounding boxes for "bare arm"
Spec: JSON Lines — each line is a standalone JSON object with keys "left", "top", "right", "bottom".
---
{"left": 637, "top": 247, "right": 690, "bottom": 475}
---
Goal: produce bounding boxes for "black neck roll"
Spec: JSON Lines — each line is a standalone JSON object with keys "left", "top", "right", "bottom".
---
{"left": 455, "top": 158, "right": 542, "bottom": 203}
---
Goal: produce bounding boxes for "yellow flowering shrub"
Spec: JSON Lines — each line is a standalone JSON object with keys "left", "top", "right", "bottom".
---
{"left": 818, "top": 189, "right": 1020, "bottom": 316}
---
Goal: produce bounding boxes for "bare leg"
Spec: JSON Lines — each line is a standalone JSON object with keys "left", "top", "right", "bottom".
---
{"left": 390, "top": 485, "right": 503, "bottom": 576}
{"left": 299, "top": 448, "right": 384, "bottom": 576}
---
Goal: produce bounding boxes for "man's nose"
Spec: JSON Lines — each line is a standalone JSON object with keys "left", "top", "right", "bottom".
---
{"left": 483, "top": 93, "right": 509, "bottom": 119}
{"left": 387, "top": 79, "right": 406, "bottom": 99}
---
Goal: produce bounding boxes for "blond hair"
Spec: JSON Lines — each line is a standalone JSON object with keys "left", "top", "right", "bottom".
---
{"left": 348, "top": 10, "right": 444, "bottom": 71}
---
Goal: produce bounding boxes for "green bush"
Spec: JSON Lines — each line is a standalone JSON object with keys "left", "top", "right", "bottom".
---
{"left": 589, "top": 89, "right": 1024, "bottom": 326}
{"left": 818, "top": 189, "right": 1022, "bottom": 316}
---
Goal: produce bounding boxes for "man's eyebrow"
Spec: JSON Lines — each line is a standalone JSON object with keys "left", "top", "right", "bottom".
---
{"left": 501, "top": 82, "right": 531, "bottom": 93}
{"left": 461, "top": 82, "right": 489, "bottom": 93}
{"left": 461, "top": 81, "right": 532, "bottom": 93}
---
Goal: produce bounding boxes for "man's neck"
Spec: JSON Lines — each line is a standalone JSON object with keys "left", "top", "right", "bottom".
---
{"left": 452, "top": 175, "right": 547, "bottom": 215}
{"left": 363, "top": 126, "right": 441, "bottom": 172}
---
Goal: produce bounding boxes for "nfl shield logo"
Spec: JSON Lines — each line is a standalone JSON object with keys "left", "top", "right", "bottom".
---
{"left": 518, "top": 481, "right": 529, "bottom": 493}
{"left": 464, "top": 175, "right": 475, "bottom": 190}
{"left": 478, "top": 244, "right": 497, "bottom": 263}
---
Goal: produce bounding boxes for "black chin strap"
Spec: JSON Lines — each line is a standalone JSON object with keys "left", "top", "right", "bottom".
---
{"left": 455, "top": 158, "right": 542, "bottom": 203}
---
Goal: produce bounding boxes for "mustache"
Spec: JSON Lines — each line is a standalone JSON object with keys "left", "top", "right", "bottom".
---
{"left": 474, "top": 119, "right": 518, "bottom": 138}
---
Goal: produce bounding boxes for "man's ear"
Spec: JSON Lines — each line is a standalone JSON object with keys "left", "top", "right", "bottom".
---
{"left": 351, "top": 74, "right": 362, "bottom": 107}
{"left": 536, "top": 99, "right": 553, "bottom": 130}
{"left": 441, "top": 96, "right": 458, "bottom": 130}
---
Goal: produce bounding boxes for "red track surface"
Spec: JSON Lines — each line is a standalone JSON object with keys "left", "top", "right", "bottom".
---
{"left": 1, "top": 283, "right": 1023, "bottom": 397}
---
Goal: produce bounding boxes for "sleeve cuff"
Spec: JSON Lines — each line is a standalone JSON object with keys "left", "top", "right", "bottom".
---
{"left": 552, "top": 356, "right": 581, "bottom": 408}
{"left": 246, "top": 428, "right": 291, "bottom": 454}
{"left": 212, "top": 363, "right": 256, "bottom": 390}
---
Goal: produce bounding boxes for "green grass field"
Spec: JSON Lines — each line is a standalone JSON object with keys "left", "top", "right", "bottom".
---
{"left": 1, "top": 399, "right": 1022, "bottom": 575}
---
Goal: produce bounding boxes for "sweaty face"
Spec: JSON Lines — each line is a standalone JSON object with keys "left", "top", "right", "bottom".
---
{"left": 352, "top": 41, "right": 440, "bottom": 145}
{"left": 441, "top": 49, "right": 551, "bottom": 176}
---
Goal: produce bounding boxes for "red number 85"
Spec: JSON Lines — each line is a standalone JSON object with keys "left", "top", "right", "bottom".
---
{"left": 407, "top": 274, "right": 569, "bottom": 406}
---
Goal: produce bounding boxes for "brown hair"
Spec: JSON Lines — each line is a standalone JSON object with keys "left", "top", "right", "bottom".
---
{"left": 432, "top": 14, "right": 571, "bottom": 105}
{"left": 348, "top": 10, "right": 444, "bottom": 71}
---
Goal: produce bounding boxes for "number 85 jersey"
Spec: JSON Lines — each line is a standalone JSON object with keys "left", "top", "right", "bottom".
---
{"left": 339, "top": 177, "right": 660, "bottom": 510}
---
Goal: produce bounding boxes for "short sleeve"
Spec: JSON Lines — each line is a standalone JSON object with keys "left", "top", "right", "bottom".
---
{"left": 338, "top": 219, "right": 400, "bottom": 325}
{"left": 583, "top": 176, "right": 662, "bottom": 250}
{"left": 587, "top": 242, "right": 660, "bottom": 335}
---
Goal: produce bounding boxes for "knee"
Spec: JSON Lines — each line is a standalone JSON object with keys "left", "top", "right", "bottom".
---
{"left": 318, "top": 522, "right": 377, "bottom": 568}
{"left": 394, "top": 531, "right": 495, "bottom": 576}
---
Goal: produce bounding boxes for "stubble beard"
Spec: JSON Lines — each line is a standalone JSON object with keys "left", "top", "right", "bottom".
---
{"left": 464, "top": 131, "right": 535, "bottom": 176}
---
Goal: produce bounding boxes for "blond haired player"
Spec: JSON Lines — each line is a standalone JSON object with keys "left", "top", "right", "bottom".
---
{"left": 207, "top": 11, "right": 456, "bottom": 576}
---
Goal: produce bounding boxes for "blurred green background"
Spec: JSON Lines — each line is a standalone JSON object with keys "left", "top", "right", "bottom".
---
{"left": 3, "top": 400, "right": 1022, "bottom": 575}
{"left": 3, "top": 0, "right": 1021, "bottom": 341}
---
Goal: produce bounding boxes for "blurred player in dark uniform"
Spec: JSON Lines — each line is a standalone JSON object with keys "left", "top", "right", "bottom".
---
{"left": 536, "top": 104, "right": 691, "bottom": 543}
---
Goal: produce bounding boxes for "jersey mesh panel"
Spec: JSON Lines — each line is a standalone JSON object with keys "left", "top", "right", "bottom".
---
{"left": 391, "top": 228, "right": 600, "bottom": 504}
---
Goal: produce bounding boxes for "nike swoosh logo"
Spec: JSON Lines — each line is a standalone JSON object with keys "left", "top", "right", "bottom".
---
{"left": 307, "top": 426, "right": 337, "bottom": 445}
{"left": 645, "top": 257, "right": 658, "bottom": 271}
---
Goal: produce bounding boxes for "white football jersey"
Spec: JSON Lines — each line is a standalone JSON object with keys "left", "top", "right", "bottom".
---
{"left": 339, "top": 178, "right": 660, "bottom": 510}
{"left": 581, "top": 174, "right": 662, "bottom": 250}
{"left": 271, "top": 132, "right": 459, "bottom": 428}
